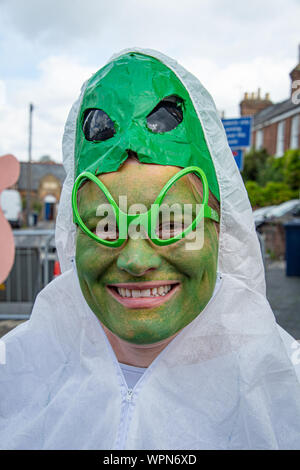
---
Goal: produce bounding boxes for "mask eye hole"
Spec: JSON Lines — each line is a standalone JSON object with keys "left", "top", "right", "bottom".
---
{"left": 146, "top": 95, "right": 183, "bottom": 133}
{"left": 82, "top": 109, "right": 116, "bottom": 141}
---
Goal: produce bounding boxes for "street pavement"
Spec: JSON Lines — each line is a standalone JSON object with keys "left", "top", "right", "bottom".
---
{"left": 1, "top": 260, "right": 300, "bottom": 339}
{"left": 265, "top": 260, "right": 300, "bottom": 340}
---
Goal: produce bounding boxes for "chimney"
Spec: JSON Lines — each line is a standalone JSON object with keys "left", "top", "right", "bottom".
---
{"left": 289, "top": 43, "right": 300, "bottom": 98}
{"left": 240, "top": 90, "right": 272, "bottom": 116}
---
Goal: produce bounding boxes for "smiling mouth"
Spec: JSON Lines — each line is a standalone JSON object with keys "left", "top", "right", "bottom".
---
{"left": 106, "top": 281, "right": 181, "bottom": 309}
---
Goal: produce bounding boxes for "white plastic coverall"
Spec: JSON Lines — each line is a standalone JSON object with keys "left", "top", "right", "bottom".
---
{"left": 1, "top": 48, "right": 300, "bottom": 450}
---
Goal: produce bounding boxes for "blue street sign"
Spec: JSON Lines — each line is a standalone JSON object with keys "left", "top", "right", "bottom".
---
{"left": 232, "top": 149, "right": 244, "bottom": 171}
{"left": 221, "top": 117, "right": 252, "bottom": 148}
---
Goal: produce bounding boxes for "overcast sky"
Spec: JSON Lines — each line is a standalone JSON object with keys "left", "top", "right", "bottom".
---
{"left": 0, "top": 0, "right": 299, "bottom": 163}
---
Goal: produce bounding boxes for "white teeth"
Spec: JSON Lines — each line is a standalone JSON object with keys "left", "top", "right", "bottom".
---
{"left": 141, "top": 289, "right": 151, "bottom": 297}
{"left": 116, "top": 284, "right": 174, "bottom": 298}
{"left": 158, "top": 286, "right": 164, "bottom": 295}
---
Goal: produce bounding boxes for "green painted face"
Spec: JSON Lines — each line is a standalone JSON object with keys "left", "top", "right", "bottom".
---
{"left": 75, "top": 161, "right": 219, "bottom": 345}
{"left": 75, "top": 52, "right": 220, "bottom": 201}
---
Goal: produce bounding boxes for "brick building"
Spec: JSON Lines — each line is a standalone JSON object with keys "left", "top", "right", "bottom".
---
{"left": 17, "top": 160, "right": 66, "bottom": 221}
{"left": 240, "top": 46, "right": 300, "bottom": 156}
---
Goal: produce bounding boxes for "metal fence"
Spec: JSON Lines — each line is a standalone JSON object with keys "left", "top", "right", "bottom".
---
{"left": 0, "top": 229, "right": 57, "bottom": 320}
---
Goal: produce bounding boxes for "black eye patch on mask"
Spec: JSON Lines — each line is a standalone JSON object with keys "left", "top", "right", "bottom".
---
{"left": 82, "top": 109, "right": 116, "bottom": 141}
{"left": 146, "top": 95, "right": 183, "bottom": 133}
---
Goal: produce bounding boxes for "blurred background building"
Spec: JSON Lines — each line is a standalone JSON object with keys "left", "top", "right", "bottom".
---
{"left": 240, "top": 45, "right": 300, "bottom": 157}
{"left": 16, "top": 157, "right": 65, "bottom": 223}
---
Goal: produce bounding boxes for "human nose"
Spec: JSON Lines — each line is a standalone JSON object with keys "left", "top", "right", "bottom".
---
{"left": 116, "top": 238, "right": 162, "bottom": 276}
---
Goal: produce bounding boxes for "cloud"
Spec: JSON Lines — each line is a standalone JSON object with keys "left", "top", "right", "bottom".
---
{"left": 0, "top": 56, "right": 95, "bottom": 162}
{"left": 1, "top": 51, "right": 295, "bottom": 164}
{"left": 182, "top": 56, "right": 295, "bottom": 117}
{"left": 0, "top": 0, "right": 116, "bottom": 44}
{"left": 0, "top": 0, "right": 299, "bottom": 162}
{"left": 0, "top": 81, "right": 6, "bottom": 107}
{"left": 1, "top": 0, "right": 299, "bottom": 64}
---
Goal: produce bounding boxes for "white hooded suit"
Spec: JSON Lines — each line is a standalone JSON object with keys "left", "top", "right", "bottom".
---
{"left": 1, "top": 48, "right": 300, "bottom": 450}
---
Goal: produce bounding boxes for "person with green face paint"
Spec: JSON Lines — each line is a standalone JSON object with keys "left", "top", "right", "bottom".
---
{"left": 1, "top": 48, "right": 300, "bottom": 450}
{"left": 74, "top": 157, "right": 220, "bottom": 358}
{"left": 72, "top": 51, "right": 221, "bottom": 363}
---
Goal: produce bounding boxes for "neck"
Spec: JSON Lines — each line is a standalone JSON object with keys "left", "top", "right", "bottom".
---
{"left": 101, "top": 323, "right": 178, "bottom": 368}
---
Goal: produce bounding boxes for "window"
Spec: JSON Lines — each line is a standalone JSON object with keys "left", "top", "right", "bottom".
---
{"left": 255, "top": 129, "right": 264, "bottom": 150}
{"left": 290, "top": 115, "right": 299, "bottom": 149}
{"left": 276, "top": 121, "right": 285, "bottom": 157}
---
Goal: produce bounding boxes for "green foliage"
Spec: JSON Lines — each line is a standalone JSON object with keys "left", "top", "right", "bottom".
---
{"left": 242, "top": 148, "right": 285, "bottom": 186}
{"left": 261, "top": 182, "right": 295, "bottom": 205}
{"left": 245, "top": 181, "right": 295, "bottom": 208}
{"left": 242, "top": 148, "right": 269, "bottom": 184}
{"left": 243, "top": 148, "right": 300, "bottom": 207}
{"left": 259, "top": 155, "right": 285, "bottom": 185}
{"left": 283, "top": 149, "right": 300, "bottom": 190}
{"left": 245, "top": 181, "right": 264, "bottom": 207}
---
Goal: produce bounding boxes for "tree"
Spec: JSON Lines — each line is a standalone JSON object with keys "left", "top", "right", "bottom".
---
{"left": 283, "top": 149, "right": 300, "bottom": 191}
{"left": 241, "top": 148, "right": 269, "bottom": 183}
{"left": 242, "top": 148, "right": 299, "bottom": 207}
{"left": 259, "top": 154, "right": 284, "bottom": 186}
{"left": 245, "top": 181, "right": 264, "bottom": 208}
{"left": 261, "top": 182, "right": 295, "bottom": 205}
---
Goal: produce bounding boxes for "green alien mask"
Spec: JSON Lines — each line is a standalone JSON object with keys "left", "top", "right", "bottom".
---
{"left": 75, "top": 52, "right": 220, "bottom": 345}
{"left": 75, "top": 52, "right": 220, "bottom": 201}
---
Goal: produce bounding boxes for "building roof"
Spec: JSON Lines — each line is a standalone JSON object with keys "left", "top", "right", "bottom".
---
{"left": 290, "top": 63, "right": 300, "bottom": 73}
{"left": 18, "top": 162, "right": 66, "bottom": 191}
{"left": 253, "top": 97, "right": 300, "bottom": 127}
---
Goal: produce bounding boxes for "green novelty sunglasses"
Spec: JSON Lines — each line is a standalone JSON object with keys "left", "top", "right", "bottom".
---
{"left": 72, "top": 166, "right": 219, "bottom": 247}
